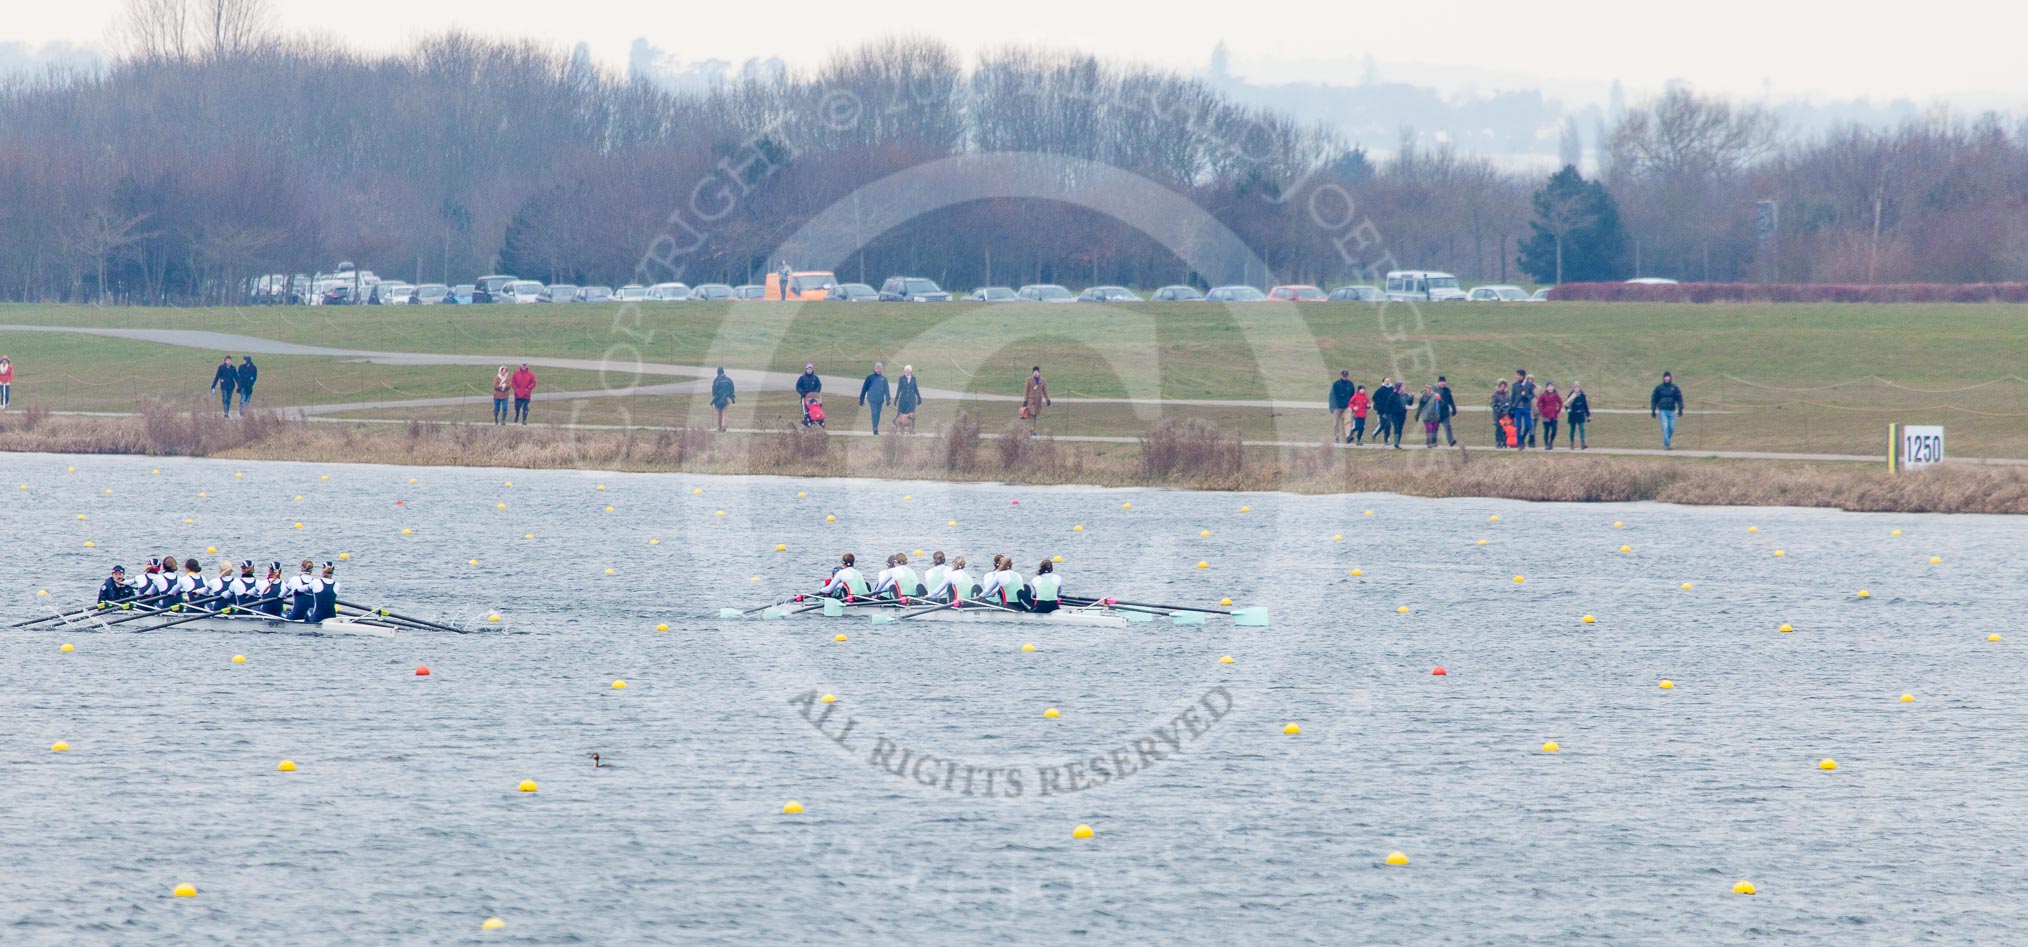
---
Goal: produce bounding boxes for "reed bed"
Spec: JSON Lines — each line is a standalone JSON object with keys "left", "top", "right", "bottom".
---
{"left": 3, "top": 402, "right": 2023, "bottom": 514}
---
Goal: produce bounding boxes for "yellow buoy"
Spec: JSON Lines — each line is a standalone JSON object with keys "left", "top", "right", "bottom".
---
{"left": 482, "top": 916, "right": 506, "bottom": 931}
{"left": 1581, "top": 615, "right": 1595, "bottom": 624}
{"left": 1899, "top": 693, "right": 1915, "bottom": 702}
{"left": 51, "top": 740, "right": 69, "bottom": 751}
{"left": 947, "top": 520, "right": 958, "bottom": 527}
{"left": 152, "top": 469, "right": 160, "bottom": 475}
{"left": 1200, "top": 530, "right": 1211, "bottom": 537}
{"left": 714, "top": 510, "right": 726, "bottom": 517}
{"left": 775, "top": 544, "right": 787, "bottom": 551}
{"left": 597, "top": 485, "right": 606, "bottom": 491}
{"left": 1122, "top": 503, "right": 1132, "bottom": 509}
{"left": 1773, "top": 550, "right": 1785, "bottom": 557}
{"left": 1857, "top": 590, "right": 1871, "bottom": 599}
{"left": 1196, "top": 560, "right": 1209, "bottom": 569}
{"left": 1332, "top": 534, "right": 1343, "bottom": 541}
{"left": 1619, "top": 545, "right": 1631, "bottom": 553}
{"left": 1385, "top": 851, "right": 1408, "bottom": 866}
{"left": 233, "top": 472, "right": 242, "bottom": 478}
{"left": 1051, "top": 555, "right": 1063, "bottom": 563}
{"left": 1072, "top": 823, "right": 1095, "bottom": 839}
{"left": 36, "top": 590, "right": 48, "bottom": 596}
{"left": 604, "top": 568, "right": 616, "bottom": 574}
{"left": 821, "top": 694, "right": 837, "bottom": 703}
{"left": 692, "top": 488, "right": 702, "bottom": 495}
{"left": 1043, "top": 707, "right": 1060, "bottom": 718}
{"left": 1930, "top": 556, "right": 1942, "bottom": 565}
{"left": 751, "top": 576, "right": 760, "bottom": 582}
{"left": 292, "top": 523, "right": 303, "bottom": 530}
{"left": 75, "top": 514, "right": 86, "bottom": 521}
{"left": 524, "top": 534, "right": 535, "bottom": 540}
{"left": 295, "top": 495, "right": 304, "bottom": 502}
{"left": 834, "top": 633, "right": 848, "bottom": 642}
{"left": 1350, "top": 568, "right": 1363, "bottom": 576}
{"left": 782, "top": 800, "right": 803, "bottom": 814}
{"left": 1613, "top": 520, "right": 1623, "bottom": 528}
{"left": 496, "top": 503, "right": 506, "bottom": 509}
{"left": 611, "top": 680, "right": 627, "bottom": 689}
{"left": 1395, "top": 605, "right": 1408, "bottom": 613}
{"left": 504, "top": 480, "right": 513, "bottom": 487}
{"left": 59, "top": 643, "right": 74, "bottom": 653}
{"left": 604, "top": 506, "right": 615, "bottom": 513}
{"left": 518, "top": 779, "right": 538, "bottom": 792}
{"left": 402, "top": 529, "right": 413, "bottom": 535}
{"left": 277, "top": 759, "right": 297, "bottom": 772}
{"left": 231, "top": 654, "right": 245, "bottom": 664}
{"left": 468, "top": 559, "right": 479, "bottom": 566}
{"left": 1512, "top": 575, "right": 1524, "bottom": 583}
{"left": 797, "top": 491, "right": 807, "bottom": 497}
{"left": 1021, "top": 643, "right": 1036, "bottom": 652}
{"left": 321, "top": 475, "right": 329, "bottom": 481}
{"left": 1680, "top": 582, "right": 1693, "bottom": 590}
{"left": 487, "top": 614, "right": 501, "bottom": 622}
{"left": 1891, "top": 529, "right": 1902, "bottom": 536}
{"left": 1489, "top": 515, "right": 1500, "bottom": 522}
{"left": 1073, "top": 525, "right": 1085, "bottom": 532}
{"left": 1819, "top": 758, "right": 1838, "bottom": 771}
{"left": 1364, "top": 510, "right": 1374, "bottom": 516}
{"left": 173, "top": 883, "right": 197, "bottom": 898}
{"left": 655, "top": 623, "right": 669, "bottom": 632}
{"left": 1240, "top": 506, "right": 1251, "bottom": 512}
{"left": 338, "top": 552, "right": 351, "bottom": 560}
{"left": 205, "top": 546, "right": 217, "bottom": 554}
{"left": 1542, "top": 740, "right": 1560, "bottom": 752}
{"left": 1733, "top": 880, "right": 1756, "bottom": 895}
{"left": 1283, "top": 722, "right": 1301, "bottom": 735}
{"left": 1219, "top": 655, "right": 1235, "bottom": 664}
{"left": 408, "top": 477, "right": 417, "bottom": 483}
{"left": 825, "top": 514, "right": 836, "bottom": 522}
{"left": 83, "top": 541, "right": 95, "bottom": 548}
{"left": 1219, "top": 597, "right": 1233, "bottom": 606}
{"left": 1659, "top": 680, "right": 1674, "bottom": 689}
{"left": 1989, "top": 633, "right": 2003, "bottom": 642}
{"left": 1780, "top": 624, "right": 1794, "bottom": 633}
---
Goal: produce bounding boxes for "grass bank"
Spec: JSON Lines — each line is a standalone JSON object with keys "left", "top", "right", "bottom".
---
{"left": 4, "top": 405, "right": 2021, "bottom": 515}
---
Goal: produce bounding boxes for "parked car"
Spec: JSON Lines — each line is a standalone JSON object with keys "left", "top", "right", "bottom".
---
{"left": 1267, "top": 285, "right": 1326, "bottom": 302}
{"left": 1529, "top": 287, "right": 1554, "bottom": 301}
{"left": 830, "top": 282, "right": 879, "bottom": 302}
{"left": 613, "top": 285, "right": 650, "bottom": 302}
{"left": 767, "top": 270, "right": 838, "bottom": 300}
{"left": 1327, "top": 285, "right": 1384, "bottom": 302}
{"left": 732, "top": 284, "right": 765, "bottom": 300}
{"left": 500, "top": 280, "right": 547, "bottom": 304}
{"left": 647, "top": 282, "right": 691, "bottom": 301}
{"left": 879, "top": 277, "right": 951, "bottom": 302}
{"left": 320, "top": 285, "right": 358, "bottom": 306}
{"left": 1466, "top": 285, "right": 1533, "bottom": 302}
{"left": 1205, "top": 285, "right": 1269, "bottom": 302}
{"left": 577, "top": 285, "right": 615, "bottom": 303}
{"left": 968, "top": 286, "right": 1017, "bottom": 302}
{"left": 543, "top": 284, "right": 579, "bottom": 304}
{"left": 691, "top": 284, "right": 735, "bottom": 301}
{"left": 1077, "top": 286, "right": 1142, "bottom": 302}
{"left": 411, "top": 283, "right": 451, "bottom": 305}
{"left": 1149, "top": 285, "right": 1205, "bottom": 301}
{"left": 448, "top": 284, "right": 474, "bottom": 304}
{"left": 371, "top": 282, "right": 414, "bottom": 305}
{"left": 1016, "top": 284, "right": 1075, "bottom": 303}
{"left": 1384, "top": 270, "right": 1468, "bottom": 302}
{"left": 473, "top": 274, "right": 518, "bottom": 303}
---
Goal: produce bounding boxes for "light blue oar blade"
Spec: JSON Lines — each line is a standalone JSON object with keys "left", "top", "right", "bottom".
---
{"left": 1171, "top": 611, "right": 1207, "bottom": 626}
{"left": 1231, "top": 606, "right": 1270, "bottom": 627}
{"left": 870, "top": 614, "right": 894, "bottom": 625}
{"left": 761, "top": 607, "right": 788, "bottom": 620}
{"left": 1123, "top": 609, "right": 1153, "bottom": 623}
{"left": 718, "top": 608, "right": 744, "bottom": 620}
{"left": 822, "top": 598, "right": 844, "bottom": 617}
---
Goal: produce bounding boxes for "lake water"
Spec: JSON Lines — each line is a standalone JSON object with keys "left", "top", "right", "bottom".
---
{"left": 2, "top": 452, "right": 2023, "bottom": 945}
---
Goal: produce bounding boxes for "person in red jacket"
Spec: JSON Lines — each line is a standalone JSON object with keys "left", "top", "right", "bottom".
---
{"left": 509, "top": 363, "right": 537, "bottom": 424}
{"left": 0, "top": 354, "right": 12, "bottom": 411}
{"left": 1536, "top": 382, "right": 1564, "bottom": 450}
{"left": 1347, "top": 385, "right": 1371, "bottom": 445}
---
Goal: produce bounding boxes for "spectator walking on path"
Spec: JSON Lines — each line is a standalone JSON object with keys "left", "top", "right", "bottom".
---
{"left": 1509, "top": 369, "right": 1536, "bottom": 450}
{"left": 1650, "top": 371, "right": 1684, "bottom": 449}
{"left": 1490, "top": 380, "right": 1512, "bottom": 448}
{"left": 1388, "top": 381, "right": 1410, "bottom": 450}
{"left": 893, "top": 365, "right": 922, "bottom": 434}
{"left": 1347, "top": 385, "right": 1370, "bottom": 445}
{"left": 796, "top": 363, "right": 822, "bottom": 405}
{"left": 710, "top": 367, "right": 736, "bottom": 432}
{"left": 210, "top": 356, "right": 237, "bottom": 418}
{"left": 1372, "top": 377, "right": 1396, "bottom": 446}
{"left": 235, "top": 356, "right": 258, "bottom": 411}
{"left": 1328, "top": 370, "right": 1356, "bottom": 443}
{"left": 510, "top": 363, "right": 537, "bottom": 424}
{"left": 1414, "top": 384, "right": 1445, "bottom": 447}
{"left": 0, "top": 354, "right": 12, "bottom": 411}
{"left": 859, "top": 362, "right": 891, "bottom": 435}
{"left": 1435, "top": 376, "right": 1458, "bottom": 447}
{"left": 491, "top": 366, "right": 511, "bottom": 425}
{"left": 1022, "top": 366, "right": 1051, "bottom": 422}
{"left": 1566, "top": 382, "right": 1592, "bottom": 449}
{"left": 1537, "top": 383, "right": 1564, "bottom": 449}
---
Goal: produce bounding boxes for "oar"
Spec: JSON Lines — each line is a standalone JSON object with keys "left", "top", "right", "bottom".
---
{"left": 14, "top": 589, "right": 180, "bottom": 628}
{"left": 99, "top": 593, "right": 232, "bottom": 627}
{"left": 335, "top": 599, "right": 468, "bottom": 635}
{"left": 873, "top": 599, "right": 964, "bottom": 624}
{"left": 335, "top": 604, "right": 474, "bottom": 635}
{"left": 131, "top": 606, "right": 247, "bottom": 633}
{"left": 1062, "top": 596, "right": 1270, "bottom": 627}
{"left": 723, "top": 591, "right": 826, "bottom": 620}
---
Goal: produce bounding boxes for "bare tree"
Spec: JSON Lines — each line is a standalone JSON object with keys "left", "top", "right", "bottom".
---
{"left": 116, "top": 0, "right": 273, "bottom": 61}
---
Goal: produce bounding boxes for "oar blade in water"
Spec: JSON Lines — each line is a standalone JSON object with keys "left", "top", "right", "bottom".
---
{"left": 1123, "top": 609, "right": 1153, "bottom": 623}
{"left": 822, "top": 599, "right": 844, "bottom": 617}
{"left": 1171, "top": 611, "right": 1207, "bottom": 626}
{"left": 1231, "top": 606, "right": 1270, "bottom": 627}
{"left": 761, "top": 607, "right": 789, "bottom": 620}
{"left": 718, "top": 608, "right": 744, "bottom": 620}
{"left": 870, "top": 614, "right": 894, "bottom": 625}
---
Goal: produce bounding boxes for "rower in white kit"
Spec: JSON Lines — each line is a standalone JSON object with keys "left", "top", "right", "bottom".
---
{"left": 311, "top": 562, "right": 340, "bottom": 621}
{"left": 284, "top": 559, "right": 317, "bottom": 620}
{"left": 1019, "top": 559, "right": 1061, "bottom": 613}
{"left": 927, "top": 555, "right": 974, "bottom": 603}
{"left": 978, "top": 555, "right": 1026, "bottom": 607}
{"left": 821, "top": 553, "right": 868, "bottom": 599}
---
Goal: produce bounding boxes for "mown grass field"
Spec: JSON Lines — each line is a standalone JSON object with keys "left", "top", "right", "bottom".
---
{"left": 4, "top": 301, "right": 2026, "bottom": 457}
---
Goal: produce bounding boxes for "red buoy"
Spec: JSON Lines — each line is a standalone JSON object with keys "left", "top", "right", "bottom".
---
{"left": 395, "top": 499, "right": 405, "bottom": 505}
{"left": 1432, "top": 666, "right": 1447, "bottom": 676}
{"left": 415, "top": 665, "right": 431, "bottom": 676}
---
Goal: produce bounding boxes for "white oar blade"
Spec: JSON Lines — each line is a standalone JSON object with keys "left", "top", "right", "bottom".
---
{"left": 1231, "top": 606, "right": 1270, "bottom": 627}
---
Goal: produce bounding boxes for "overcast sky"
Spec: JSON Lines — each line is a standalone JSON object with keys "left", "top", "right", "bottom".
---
{"left": 15, "top": 0, "right": 2025, "bottom": 103}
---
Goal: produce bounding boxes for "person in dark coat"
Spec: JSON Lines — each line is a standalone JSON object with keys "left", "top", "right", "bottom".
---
{"left": 1435, "top": 375, "right": 1458, "bottom": 447}
{"left": 1387, "top": 381, "right": 1410, "bottom": 450}
{"left": 210, "top": 356, "right": 237, "bottom": 417}
{"left": 1650, "top": 371, "right": 1684, "bottom": 449}
{"left": 710, "top": 367, "right": 736, "bottom": 432}
{"left": 859, "top": 362, "right": 891, "bottom": 435}
{"left": 1328, "top": 370, "right": 1357, "bottom": 443}
{"left": 1490, "top": 380, "right": 1512, "bottom": 448}
{"left": 1371, "top": 377, "right": 1396, "bottom": 446}
{"left": 235, "top": 356, "right": 258, "bottom": 410}
{"left": 893, "top": 365, "right": 923, "bottom": 434}
{"left": 795, "top": 363, "right": 822, "bottom": 405}
{"left": 1566, "top": 382, "right": 1592, "bottom": 449}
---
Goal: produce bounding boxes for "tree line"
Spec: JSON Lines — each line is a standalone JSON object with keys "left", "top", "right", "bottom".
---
{"left": 2, "top": 15, "right": 2026, "bottom": 304}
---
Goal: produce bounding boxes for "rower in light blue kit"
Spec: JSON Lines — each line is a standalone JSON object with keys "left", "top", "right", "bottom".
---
{"left": 927, "top": 556, "right": 973, "bottom": 603}
{"left": 821, "top": 553, "right": 869, "bottom": 599}
{"left": 979, "top": 555, "right": 1026, "bottom": 607}
{"left": 1019, "top": 559, "right": 1062, "bottom": 613}
{"left": 873, "top": 553, "right": 924, "bottom": 599}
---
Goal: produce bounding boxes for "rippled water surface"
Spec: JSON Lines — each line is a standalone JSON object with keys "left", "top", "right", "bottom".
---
{"left": 3, "top": 453, "right": 2024, "bottom": 945}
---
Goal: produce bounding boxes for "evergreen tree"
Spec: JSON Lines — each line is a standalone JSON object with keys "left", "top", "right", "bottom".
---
{"left": 1519, "top": 165, "right": 1628, "bottom": 283}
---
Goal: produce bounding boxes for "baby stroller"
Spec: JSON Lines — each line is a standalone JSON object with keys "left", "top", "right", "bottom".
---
{"left": 802, "top": 397, "right": 826, "bottom": 428}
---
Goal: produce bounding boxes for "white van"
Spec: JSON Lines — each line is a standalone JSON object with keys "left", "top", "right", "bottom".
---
{"left": 501, "top": 280, "right": 547, "bottom": 304}
{"left": 1385, "top": 270, "right": 1467, "bottom": 302}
